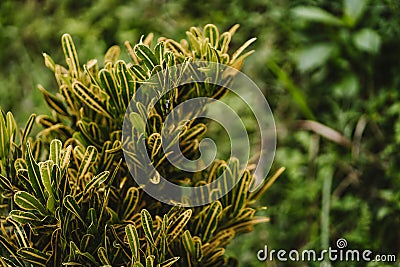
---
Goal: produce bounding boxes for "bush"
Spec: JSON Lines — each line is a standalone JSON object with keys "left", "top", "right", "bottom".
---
{"left": 0, "top": 24, "right": 278, "bottom": 266}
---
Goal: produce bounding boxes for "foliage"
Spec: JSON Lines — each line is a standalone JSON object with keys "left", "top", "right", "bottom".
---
{"left": 1, "top": 0, "right": 400, "bottom": 266}
{"left": 0, "top": 24, "right": 278, "bottom": 266}
{"left": 259, "top": 0, "right": 400, "bottom": 266}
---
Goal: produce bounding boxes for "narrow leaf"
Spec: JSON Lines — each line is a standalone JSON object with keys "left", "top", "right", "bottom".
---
{"left": 17, "top": 247, "right": 49, "bottom": 266}
{"left": 72, "top": 81, "right": 112, "bottom": 118}
{"left": 61, "top": 33, "right": 80, "bottom": 78}
{"left": 77, "top": 146, "right": 98, "bottom": 180}
{"left": 157, "top": 257, "right": 180, "bottom": 267}
{"left": 141, "top": 209, "right": 154, "bottom": 246}
{"left": 134, "top": 44, "right": 158, "bottom": 71}
{"left": 50, "top": 139, "right": 62, "bottom": 166}
{"left": 125, "top": 224, "right": 140, "bottom": 261}
{"left": 26, "top": 143, "right": 46, "bottom": 203}
{"left": 9, "top": 210, "right": 40, "bottom": 224}
{"left": 64, "top": 195, "right": 85, "bottom": 225}
{"left": 167, "top": 209, "right": 192, "bottom": 242}
{"left": 14, "top": 191, "right": 47, "bottom": 215}
{"left": 84, "top": 171, "right": 109, "bottom": 194}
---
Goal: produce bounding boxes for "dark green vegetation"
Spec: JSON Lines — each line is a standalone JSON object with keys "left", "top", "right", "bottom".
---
{"left": 1, "top": 0, "right": 400, "bottom": 266}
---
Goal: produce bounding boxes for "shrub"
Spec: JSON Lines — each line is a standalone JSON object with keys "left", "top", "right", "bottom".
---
{"left": 0, "top": 24, "right": 278, "bottom": 266}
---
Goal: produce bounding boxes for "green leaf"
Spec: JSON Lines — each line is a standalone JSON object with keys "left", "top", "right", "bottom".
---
{"left": 9, "top": 210, "right": 41, "bottom": 224}
{"left": 130, "top": 64, "right": 148, "bottom": 80}
{"left": 147, "top": 133, "right": 162, "bottom": 161}
{"left": 84, "top": 171, "right": 109, "bottom": 194}
{"left": 292, "top": 6, "right": 344, "bottom": 26}
{"left": 64, "top": 195, "right": 85, "bottom": 225}
{"left": 167, "top": 209, "right": 192, "bottom": 242}
{"left": 17, "top": 247, "right": 49, "bottom": 266}
{"left": 7, "top": 219, "right": 29, "bottom": 248}
{"left": 0, "top": 173, "right": 12, "bottom": 191}
{"left": 39, "top": 160, "right": 55, "bottom": 199}
{"left": 43, "top": 53, "right": 56, "bottom": 72}
{"left": 135, "top": 44, "right": 158, "bottom": 71}
{"left": 232, "top": 170, "right": 252, "bottom": 215}
{"left": 106, "top": 207, "right": 120, "bottom": 224}
{"left": 0, "top": 235, "right": 25, "bottom": 266}
{"left": 230, "top": 37, "right": 256, "bottom": 64}
{"left": 99, "top": 69, "right": 121, "bottom": 112}
{"left": 97, "top": 247, "right": 111, "bottom": 266}
{"left": 125, "top": 224, "right": 140, "bottom": 261}
{"left": 295, "top": 43, "right": 335, "bottom": 72}
{"left": 38, "top": 85, "right": 69, "bottom": 116}
{"left": 77, "top": 146, "right": 98, "bottom": 180}
{"left": 186, "top": 31, "right": 201, "bottom": 56}
{"left": 72, "top": 81, "right": 112, "bottom": 118}
{"left": 14, "top": 191, "right": 47, "bottom": 215}
{"left": 26, "top": 143, "right": 46, "bottom": 203}
{"left": 50, "top": 139, "right": 62, "bottom": 166}
{"left": 21, "top": 113, "right": 36, "bottom": 145}
{"left": 193, "top": 237, "right": 203, "bottom": 261}
{"left": 353, "top": 28, "right": 381, "bottom": 53}
{"left": 146, "top": 255, "right": 155, "bottom": 267}
{"left": 182, "top": 230, "right": 195, "bottom": 256}
{"left": 344, "top": 0, "right": 368, "bottom": 26}
{"left": 115, "top": 60, "right": 135, "bottom": 109}
{"left": 6, "top": 112, "right": 17, "bottom": 145}
{"left": 202, "top": 201, "right": 222, "bottom": 242}
{"left": 156, "top": 257, "right": 180, "bottom": 267}
{"left": 62, "top": 33, "right": 80, "bottom": 78}
{"left": 122, "top": 187, "right": 140, "bottom": 220}
{"left": 154, "top": 42, "right": 165, "bottom": 65}
{"left": 141, "top": 209, "right": 155, "bottom": 246}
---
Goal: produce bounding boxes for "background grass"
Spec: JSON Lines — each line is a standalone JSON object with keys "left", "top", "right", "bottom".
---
{"left": 1, "top": 0, "right": 399, "bottom": 266}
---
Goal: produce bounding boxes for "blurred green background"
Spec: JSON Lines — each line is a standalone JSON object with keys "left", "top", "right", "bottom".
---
{"left": 1, "top": 0, "right": 399, "bottom": 266}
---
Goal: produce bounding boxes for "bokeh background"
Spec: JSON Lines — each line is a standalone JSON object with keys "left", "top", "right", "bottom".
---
{"left": 1, "top": 0, "right": 399, "bottom": 266}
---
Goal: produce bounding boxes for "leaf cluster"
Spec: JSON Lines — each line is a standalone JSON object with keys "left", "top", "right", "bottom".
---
{"left": 0, "top": 24, "right": 277, "bottom": 266}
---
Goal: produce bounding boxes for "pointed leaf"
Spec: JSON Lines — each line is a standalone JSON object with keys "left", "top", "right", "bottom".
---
{"left": 50, "top": 139, "right": 62, "bottom": 166}
{"left": 292, "top": 6, "right": 344, "bottom": 26}
{"left": 9, "top": 210, "right": 41, "bottom": 224}
{"left": 26, "top": 143, "right": 45, "bottom": 203}
{"left": 146, "top": 255, "right": 155, "bottom": 267}
{"left": 17, "top": 247, "right": 49, "bottom": 266}
{"left": 64, "top": 195, "right": 85, "bottom": 225}
{"left": 77, "top": 146, "right": 98, "bottom": 180}
{"left": 135, "top": 44, "right": 158, "bottom": 71}
{"left": 14, "top": 191, "right": 47, "bottom": 215}
{"left": 97, "top": 247, "right": 111, "bottom": 266}
{"left": 84, "top": 171, "right": 109, "bottom": 194}
{"left": 125, "top": 224, "right": 140, "bottom": 261}
{"left": 157, "top": 257, "right": 180, "bottom": 267}
{"left": 122, "top": 187, "right": 140, "bottom": 220}
{"left": 62, "top": 33, "right": 80, "bottom": 78}
{"left": 72, "top": 81, "right": 112, "bottom": 118}
{"left": 0, "top": 173, "right": 12, "bottom": 191}
{"left": 141, "top": 209, "right": 154, "bottom": 246}
{"left": 202, "top": 201, "right": 222, "bottom": 241}
{"left": 167, "top": 209, "right": 192, "bottom": 242}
